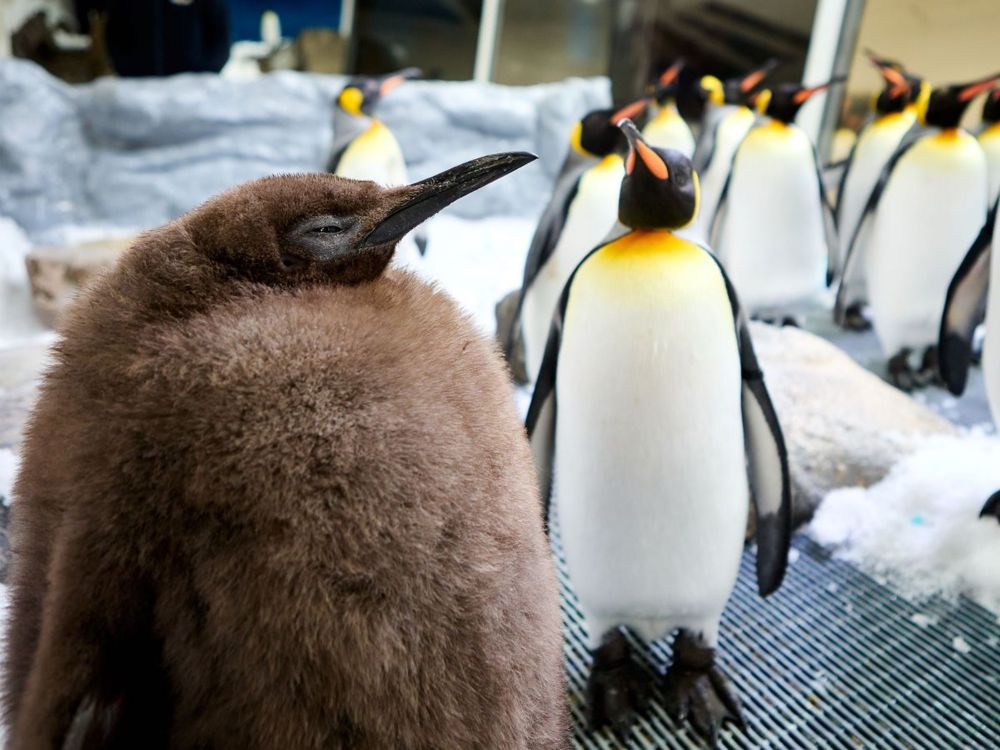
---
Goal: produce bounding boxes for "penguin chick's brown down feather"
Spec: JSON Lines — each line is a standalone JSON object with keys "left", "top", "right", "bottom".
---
{"left": 4, "top": 168, "right": 567, "bottom": 749}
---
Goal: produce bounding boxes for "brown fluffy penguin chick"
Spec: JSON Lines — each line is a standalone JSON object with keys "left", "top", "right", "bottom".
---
{"left": 4, "top": 154, "right": 568, "bottom": 749}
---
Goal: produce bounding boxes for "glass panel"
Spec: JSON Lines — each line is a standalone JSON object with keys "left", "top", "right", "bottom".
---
{"left": 350, "top": 0, "right": 481, "bottom": 79}
{"left": 492, "top": 0, "right": 614, "bottom": 86}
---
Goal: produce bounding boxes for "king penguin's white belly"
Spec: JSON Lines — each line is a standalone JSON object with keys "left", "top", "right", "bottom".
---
{"left": 716, "top": 122, "right": 827, "bottom": 314}
{"left": 979, "top": 124, "right": 1000, "bottom": 205}
{"left": 335, "top": 121, "right": 408, "bottom": 186}
{"left": 522, "top": 155, "right": 623, "bottom": 380}
{"left": 982, "top": 210, "right": 1000, "bottom": 427}
{"left": 642, "top": 103, "right": 695, "bottom": 158}
{"left": 685, "top": 106, "right": 755, "bottom": 244}
{"left": 837, "top": 112, "right": 915, "bottom": 273}
{"left": 554, "top": 231, "right": 748, "bottom": 641}
{"left": 867, "top": 130, "right": 988, "bottom": 356}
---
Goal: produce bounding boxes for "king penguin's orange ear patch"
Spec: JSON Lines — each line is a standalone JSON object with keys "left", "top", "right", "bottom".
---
{"left": 636, "top": 141, "right": 668, "bottom": 180}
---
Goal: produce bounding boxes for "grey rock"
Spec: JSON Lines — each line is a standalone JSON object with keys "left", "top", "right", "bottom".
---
{"left": 25, "top": 235, "right": 134, "bottom": 327}
{"left": 750, "top": 322, "right": 959, "bottom": 524}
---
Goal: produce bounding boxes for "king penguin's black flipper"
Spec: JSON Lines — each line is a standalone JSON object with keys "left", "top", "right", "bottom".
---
{"left": 503, "top": 159, "right": 586, "bottom": 361}
{"left": 525, "top": 321, "right": 560, "bottom": 532}
{"left": 525, "top": 239, "right": 613, "bottom": 532}
{"left": 981, "top": 490, "right": 1000, "bottom": 522}
{"left": 812, "top": 144, "right": 839, "bottom": 285}
{"left": 709, "top": 254, "right": 792, "bottom": 596}
{"left": 835, "top": 124, "right": 925, "bottom": 322}
{"left": 939, "top": 199, "right": 997, "bottom": 395}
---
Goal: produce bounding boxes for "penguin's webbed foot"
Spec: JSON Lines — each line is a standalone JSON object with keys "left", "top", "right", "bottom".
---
{"left": 980, "top": 490, "right": 1000, "bottom": 522}
{"left": 663, "top": 631, "right": 744, "bottom": 746}
{"left": 917, "top": 346, "right": 944, "bottom": 387}
{"left": 840, "top": 303, "right": 872, "bottom": 332}
{"left": 888, "top": 349, "right": 919, "bottom": 392}
{"left": 586, "top": 629, "right": 651, "bottom": 738}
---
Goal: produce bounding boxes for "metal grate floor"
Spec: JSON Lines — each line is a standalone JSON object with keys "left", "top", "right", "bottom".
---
{"left": 557, "top": 531, "right": 1000, "bottom": 749}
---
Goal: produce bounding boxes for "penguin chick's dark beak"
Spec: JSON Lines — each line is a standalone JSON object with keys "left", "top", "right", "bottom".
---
{"left": 617, "top": 118, "right": 668, "bottom": 180}
{"left": 379, "top": 67, "right": 422, "bottom": 96}
{"left": 360, "top": 152, "right": 537, "bottom": 249}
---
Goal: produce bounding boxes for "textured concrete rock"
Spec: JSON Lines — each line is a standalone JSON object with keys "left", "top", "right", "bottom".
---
{"left": 750, "top": 322, "right": 959, "bottom": 524}
{"left": 0, "top": 59, "right": 610, "bottom": 243}
{"left": 25, "top": 236, "right": 133, "bottom": 326}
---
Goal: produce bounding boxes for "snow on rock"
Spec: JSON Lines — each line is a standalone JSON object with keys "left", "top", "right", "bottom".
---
{"left": 810, "top": 432, "right": 1000, "bottom": 615}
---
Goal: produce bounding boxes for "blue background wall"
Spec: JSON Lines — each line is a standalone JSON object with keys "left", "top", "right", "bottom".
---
{"left": 227, "top": 0, "right": 343, "bottom": 41}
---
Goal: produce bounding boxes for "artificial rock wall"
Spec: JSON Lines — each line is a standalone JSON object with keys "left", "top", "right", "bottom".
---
{"left": 0, "top": 59, "right": 609, "bottom": 243}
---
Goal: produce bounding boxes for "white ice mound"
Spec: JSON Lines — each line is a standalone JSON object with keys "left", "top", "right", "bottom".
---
{"left": 810, "top": 431, "right": 1000, "bottom": 615}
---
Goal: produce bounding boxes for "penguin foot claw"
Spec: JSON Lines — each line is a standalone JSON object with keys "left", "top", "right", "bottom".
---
{"left": 840, "top": 303, "right": 872, "bottom": 332}
{"left": 980, "top": 490, "right": 1000, "bottom": 522}
{"left": 586, "top": 630, "right": 651, "bottom": 738}
{"left": 663, "top": 632, "right": 744, "bottom": 746}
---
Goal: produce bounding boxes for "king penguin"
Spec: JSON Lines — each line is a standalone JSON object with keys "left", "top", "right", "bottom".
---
{"left": 939, "top": 196, "right": 1000, "bottom": 521}
{"left": 834, "top": 52, "right": 925, "bottom": 329}
{"left": 4, "top": 153, "right": 570, "bottom": 748}
{"left": 642, "top": 60, "right": 695, "bottom": 157}
{"left": 838, "top": 72, "right": 1000, "bottom": 390}
{"left": 978, "top": 87, "right": 1000, "bottom": 204}
{"left": 683, "top": 60, "right": 778, "bottom": 244}
{"left": 507, "top": 98, "right": 649, "bottom": 381}
{"left": 526, "top": 119, "right": 791, "bottom": 741}
{"left": 328, "top": 67, "right": 426, "bottom": 265}
{"left": 714, "top": 80, "right": 840, "bottom": 320}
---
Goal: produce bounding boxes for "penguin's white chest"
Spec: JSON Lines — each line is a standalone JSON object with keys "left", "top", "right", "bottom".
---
{"left": 685, "top": 106, "right": 755, "bottom": 243}
{"left": 867, "top": 130, "right": 988, "bottom": 355}
{"left": 982, "top": 210, "right": 1000, "bottom": 426}
{"left": 838, "top": 112, "right": 916, "bottom": 268}
{"left": 335, "top": 121, "right": 408, "bottom": 186}
{"left": 642, "top": 103, "right": 695, "bottom": 158}
{"left": 554, "top": 232, "right": 748, "bottom": 641}
{"left": 717, "top": 122, "right": 827, "bottom": 314}
{"left": 522, "top": 155, "right": 624, "bottom": 380}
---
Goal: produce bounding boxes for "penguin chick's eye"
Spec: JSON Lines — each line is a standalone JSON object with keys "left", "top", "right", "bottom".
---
{"left": 311, "top": 224, "right": 344, "bottom": 234}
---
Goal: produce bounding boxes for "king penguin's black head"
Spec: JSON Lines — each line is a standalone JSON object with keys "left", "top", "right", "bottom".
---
{"left": 616, "top": 118, "right": 698, "bottom": 231}
{"left": 699, "top": 59, "right": 778, "bottom": 108}
{"left": 923, "top": 73, "right": 1000, "bottom": 128}
{"left": 984, "top": 87, "right": 1000, "bottom": 125}
{"left": 866, "top": 50, "right": 916, "bottom": 115}
{"left": 756, "top": 78, "right": 843, "bottom": 124}
{"left": 572, "top": 98, "right": 649, "bottom": 158}
{"left": 653, "top": 59, "right": 685, "bottom": 104}
{"left": 336, "top": 67, "right": 421, "bottom": 117}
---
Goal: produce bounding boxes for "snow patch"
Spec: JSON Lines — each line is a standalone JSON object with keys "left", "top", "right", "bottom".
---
{"left": 422, "top": 214, "right": 534, "bottom": 334}
{"left": 810, "top": 432, "right": 1000, "bottom": 615}
{"left": 910, "top": 613, "right": 938, "bottom": 629}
